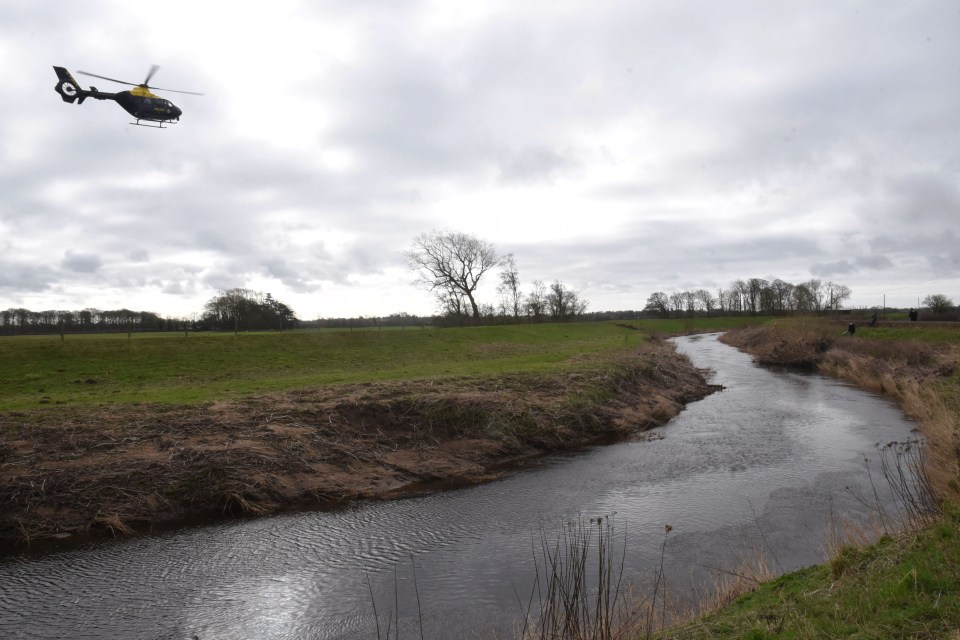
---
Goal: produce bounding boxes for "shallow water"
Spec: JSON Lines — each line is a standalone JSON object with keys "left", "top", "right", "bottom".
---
{"left": 0, "top": 333, "right": 918, "bottom": 639}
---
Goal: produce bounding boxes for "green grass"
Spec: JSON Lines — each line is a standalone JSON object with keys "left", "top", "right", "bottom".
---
{"left": 0, "top": 319, "right": 773, "bottom": 411}
{"left": 853, "top": 324, "right": 960, "bottom": 345}
{"left": 668, "top": 506, "right": 960, "bottom": 639}
{"left": 0, "top": 323, "right": 611, "bottom": 410}
{"left": 617, "top": 316, "right": 770, "bottom": 335}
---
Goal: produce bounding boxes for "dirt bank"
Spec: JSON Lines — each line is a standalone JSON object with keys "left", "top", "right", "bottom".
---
{"left": 0, "top": 340, "right": 716, "bottom": 548}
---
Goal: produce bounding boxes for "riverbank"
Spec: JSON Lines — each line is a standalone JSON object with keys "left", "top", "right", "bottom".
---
{"left": 0, "top": 338, "right": 717, "bottom": 549}
{"left": 664, "top": 319, "right": 960, "bottom": 638}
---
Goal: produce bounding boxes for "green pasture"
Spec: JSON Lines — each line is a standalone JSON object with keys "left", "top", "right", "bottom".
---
{"left": 854, "top": 323, "right": 960, "bottom": 344}
{"left": 0, "top": 318, "right": 768, "bottom": 411}
{"left": 616, "top": 316, "right": 769, "bottom": 335}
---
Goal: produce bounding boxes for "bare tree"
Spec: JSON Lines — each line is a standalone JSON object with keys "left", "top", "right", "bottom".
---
{"left": 643, "top": 292, "right": 670, "bottom": 318}
{"left": 669, "top": 291, "right": 685, "bottom": 317}
{"left": 770, "top": 279, "right": 794, "bottom": 314}
{"left": 694, "top": 289, "right": 716, "bottom": 316}
{"left": 683, "top": 291, "right": 698, "bottom": 317}
{"left": 547, "top": 280, "right": 587, "bottom": 321}
{"left": 791, "top": 282, "right": 813, "bottom": 312}
{"left": 825, "top": 281, "right": 852, "bottom": 311}
{"left": 525, "top": 280, "right": 548, "bottom": 321}
{"left": 805, "top": 279, "right": 825, "bottom": 314}
{"left": 406, "top": 230, "right": 499, "bottom": 320}
{"left": 497, "top": 253, "right": 523, "bottom": 319}
{"left": 746, "top": 278, "right": 768, "bottom": 315}
{"left": 437, "top": 289, "right": 469, "bottom": 321}
{"left": 923, "top": 293, "right": 954, "bottom": 314}
{"left": 733, "top": 279, "right": 750, "bottom": 315}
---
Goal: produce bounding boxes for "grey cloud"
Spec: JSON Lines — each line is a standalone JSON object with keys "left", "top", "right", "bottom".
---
{"left": 854, "top": 255, "right": 894, "bottom": 270}
{"left": 260, "top": 258, "right": 315, "bottom": 293}
{"left": 811, "top": 260, "right": 857, "bottom": 277}
{"left": 61, "top": 251, "right": 102, "bottom": 273}
{"left": 498, "top": 147, "right": 579, "bottom": 184}
{"left": 0, "top": 261, "right": 55, "bottom": 292}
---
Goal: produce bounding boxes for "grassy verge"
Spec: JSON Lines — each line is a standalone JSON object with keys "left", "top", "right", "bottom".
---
{"left": 665, "top": 506, "right": 960, "bottom": 639}
{"left": 662, "top": 318, "right": 960, "bottom": 639}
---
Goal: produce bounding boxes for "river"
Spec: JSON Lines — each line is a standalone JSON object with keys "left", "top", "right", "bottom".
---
{"left": 0, "top": 333, "right": 918, "bottom": 639}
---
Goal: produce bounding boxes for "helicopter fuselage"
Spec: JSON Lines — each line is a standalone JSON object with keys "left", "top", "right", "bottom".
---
{"left": 112, "top": 86, "right": 182, "bottom": 122}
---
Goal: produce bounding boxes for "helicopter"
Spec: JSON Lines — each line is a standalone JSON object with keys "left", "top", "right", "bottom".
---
{"left": 53, "top": 65, "right": 202, "bottom": 128}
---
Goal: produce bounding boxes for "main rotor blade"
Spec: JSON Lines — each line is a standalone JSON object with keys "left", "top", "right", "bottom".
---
{"left": 147, "top": 86, "right": 205, "bottom": 96}
{"left": 77, "top": 67, "right": 204, "bottom": 95}
{"left": 144, "top": 64, "right": 160, "bottom": 86}
{"left": 76, "top": 70, "right": 137, "bottom": 86}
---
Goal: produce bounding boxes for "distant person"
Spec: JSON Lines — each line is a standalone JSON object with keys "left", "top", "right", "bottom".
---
{"left": 870, "top": 312, "right": 877, "bottom": 326}
{"left": 909, "top": 308, "right": 918, "bottom": 322}
{"left": 847, "top": 322, "right": 856, "bottom": 336}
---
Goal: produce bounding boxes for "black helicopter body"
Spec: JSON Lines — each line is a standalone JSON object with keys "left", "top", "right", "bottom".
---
{"left": 53, "top": 66, "right": 200, "bottom": 127}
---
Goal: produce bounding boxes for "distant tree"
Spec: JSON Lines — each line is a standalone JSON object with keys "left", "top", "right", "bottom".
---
{"left": 202, "top": 289, "right": 297, "bottom": 331}
{"left": 669, "top": 292, "right": 685, "bottom": 317}
{"left": 694, "top": 289, "right": 716, "bottom": 316}
{"left": 497, "top": 253, "right": 523, "bottom": 319}
{"left": 406, "top": 230, "right": 499, "bottom": 321}
{"left": 825, "top": 281, "right": 852, "bottom": 311}
{"left": 746, "top": 278, "right": 768, "bottom": 315}
{"left": 724, "top": 284, "right": 744, "bottom": 315}
{"left": 733, "top": 279, "right": 750, "bottom": 315}
{"left": 437, "top": 289, "right": 468, "bottom": 321}
{"left": 923, "top": 293, "right": 954, "bottom": 314}
{"left": 790, "top": 282, "right": 813, "bottom": 312}
{"left": 643, "top": 292, "right": 670, "bottom": 318}
{"left": 805, "top": 279, "right": 825, "bottom": 314}
{"left": 769, "top": 279, "right": 794, "bottom": 314}
{"left": 683, "top": 291, "right": 697, "bottom": 317}
{"left": 525, "top": 280, "right": 548, "bottom": 321}
{"left": 547, "top": 280, "right": 587, "bottom": 322}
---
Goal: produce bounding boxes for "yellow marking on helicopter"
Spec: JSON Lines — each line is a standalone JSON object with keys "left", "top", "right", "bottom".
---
{"left": 130, "top": 85, "right": 161, "bottom": 99}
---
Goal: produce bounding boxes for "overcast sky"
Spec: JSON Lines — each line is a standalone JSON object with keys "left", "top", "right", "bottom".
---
{"left": 2, "top": 0, "right": 958, "bottom": 319}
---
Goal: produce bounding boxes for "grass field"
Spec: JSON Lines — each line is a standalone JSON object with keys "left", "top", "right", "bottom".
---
{"left": 0, "top": 318, "right": 767, "bottom": 411}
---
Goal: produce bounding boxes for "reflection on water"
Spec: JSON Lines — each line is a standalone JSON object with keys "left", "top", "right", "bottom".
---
{"left": 0, "top": 333, "right": 917, "bottom": 639}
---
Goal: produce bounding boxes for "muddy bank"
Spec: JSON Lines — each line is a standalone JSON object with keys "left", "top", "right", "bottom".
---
{"left": 0, "top": 340, "right": 716, "bottom": 548}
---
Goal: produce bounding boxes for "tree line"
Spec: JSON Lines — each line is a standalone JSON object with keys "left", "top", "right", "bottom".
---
{"left": 643, "top": 278, "right": 852, "bottom": 318}
{"left": 1, "top": 289, "right": 299, "bottom": 336}
{"left": 0, "top": 307, "right": 176, "bottom": 335}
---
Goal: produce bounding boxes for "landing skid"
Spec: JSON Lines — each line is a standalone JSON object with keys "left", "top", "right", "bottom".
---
{"left": 130, "top": 119, "right": 176, "bottom": 128}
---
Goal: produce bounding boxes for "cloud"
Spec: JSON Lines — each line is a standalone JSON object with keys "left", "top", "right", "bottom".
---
{"left": 497, "top": 147, "right": 580, "bottom": 184}
{"left": 61, "top": 251, "right": 102, "bottom": 273}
